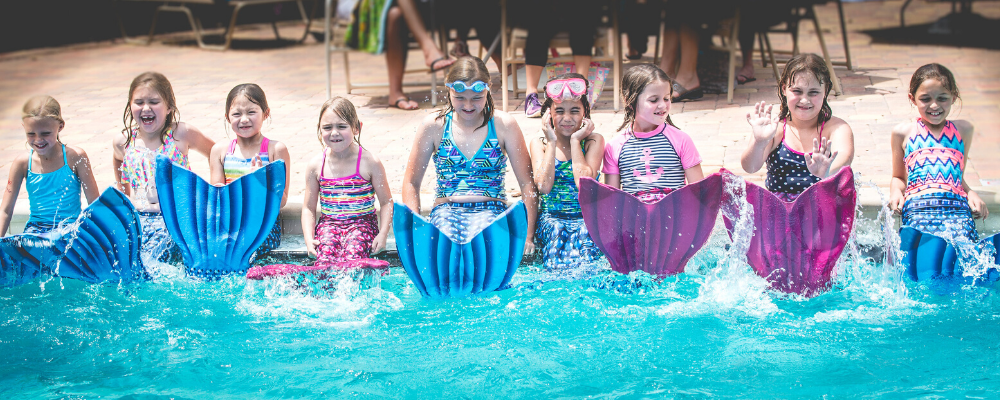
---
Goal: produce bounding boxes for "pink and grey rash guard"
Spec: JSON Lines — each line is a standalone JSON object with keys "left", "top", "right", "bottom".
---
{"left": 602, "top": 123, "right": 702, "bottom": 199}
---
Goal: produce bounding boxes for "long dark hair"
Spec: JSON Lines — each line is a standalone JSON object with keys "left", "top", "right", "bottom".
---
{"left": 436, "top": 56, "right": 494, "bottom": 130}
{"left": 618, "top": 64, "right": 678, "bottom": 131}
{"left": 122, "top": 71, "right": 179, "bottom": 149}
{"left": 777, "top": 53, "right": 833, "bottom": 123}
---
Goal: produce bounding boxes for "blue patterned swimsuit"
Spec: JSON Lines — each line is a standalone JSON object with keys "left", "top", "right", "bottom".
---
{"left": 430, "top": 113, "right": 510, "bottom": 242}
{"left": 535, "top": 143, "right": 603, "bottom": 269}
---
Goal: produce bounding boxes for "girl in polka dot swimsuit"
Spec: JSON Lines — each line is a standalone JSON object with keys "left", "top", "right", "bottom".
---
{"left": 740, "top": 54, "right": 855, "bottom": 201}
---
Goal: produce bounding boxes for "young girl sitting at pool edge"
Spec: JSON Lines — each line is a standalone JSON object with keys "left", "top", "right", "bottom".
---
{"left": 603, "top": 64, "right": 703, "bottom": 202}
{"left": 208, "top": 83, "right": 291, "bottom": 258}
{"left": 302, "top": 97, "right": 393, "bottom": 267}
{"left": 0, "top": 96, "right": 100, "bottom": 237}
{"left": 741, "top": 53, "right": 855, "bottom": 201}
{"left": 889, "top": 63, "right": 987, "bottom": 242}
{"left": 529, "top": 73, "right": 605, "bottom": 268}
{"left": 402, "top": 56, "right": 538, "bottom": 254}
{"left": 113, "top": 71, "right": 215, "bottom": 260}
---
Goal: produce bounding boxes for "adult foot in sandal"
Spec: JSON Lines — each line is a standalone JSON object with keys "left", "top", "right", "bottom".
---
{"left": 672, "top": 82, "right": 703, "bottom": 102}
{"left": 736, "top": 64, "right": 757, "bottom": 85}
{"left": 392, "top": 97, "right": 419, "bottom": 110}
{"left": 427, "top": 56, "right": 454, "bottom": 72}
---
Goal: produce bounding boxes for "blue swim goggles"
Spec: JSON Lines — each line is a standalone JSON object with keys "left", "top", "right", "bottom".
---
{"left": 446, "top": 80, "right": 489, "bottom": 93}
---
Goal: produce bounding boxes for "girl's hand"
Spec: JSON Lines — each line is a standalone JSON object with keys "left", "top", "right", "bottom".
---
{"left": 250, "top": 155, "right": 263, "bottom": 170}
{"left": 888, "top": 192, "right": 904, "bottom": 215}
{"left": 570, "top": 118, "right": 594, "bottom": 141}
{"left": 371, "top": 233, "right": 387, "bottom": 255}
{"left": 523, "top": 238, "right": 535, "bottom": 256}
{"left": 746, "top": 101, "right": 779, "bottom": 142}
{"left": 805, "top": 137, "right": 839, "bottom": 179}
{"left": 968, "top": 191, "right": 989, "bottom": 220}
{"left": 541, "top": 111, "right": 557, "bottom": 142}
{"left": 306, "top": 238, "right": 319, "bottom": 258}
{"left": 145, "top": 184, "right": 159, "bottom": 204}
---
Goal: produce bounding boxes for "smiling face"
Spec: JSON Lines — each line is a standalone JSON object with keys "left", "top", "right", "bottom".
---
{"left": 318, "top": 108, "right": 356, "bottom": 153}
{"left": 782, "top": 72, "right": 826, "bottom": 122}
{"left": 130, "top": 85, "right": 170, "bottom": 135}
{"left": 909, "top": 78, "right": 954, "bottom": 127}
{"left": 551, "top": 98, "right": 584, "bottom": 136}
{"left": 227, "top": 95, "right": 268, "bottom": 139}
{"left": 22, "top": 117, "right": 63, "bottom": 157}
{"left": 633, "top": 80, "right": 672, "bottom": 131}
{"left": 449, "top": 82, "right": 489, "bottom": 121}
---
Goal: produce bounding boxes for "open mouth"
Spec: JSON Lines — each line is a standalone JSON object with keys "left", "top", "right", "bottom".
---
{"left": 33, "top": 142, "right": 49, "bottom": 149}
{"left": 140, "top": 115, "right": 156, "bottom": 124}
{"left": 927, "top": 110, "right": 944, "bottom": 117}
{"left": 330, "top": 137, "right": 345, "bottom": 143}
{"left": 460, "top": 108, "right": 477, "bottom": 114}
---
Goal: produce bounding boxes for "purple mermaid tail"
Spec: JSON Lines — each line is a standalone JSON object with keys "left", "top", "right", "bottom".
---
{"left": 246, "top": 259, "right": 389, "bottom": 280}
{"left": 578, "top": 173, "right": 724, "bottom": 276}
{"left": 726, "top": 166, "right": 856, "bottom": 297}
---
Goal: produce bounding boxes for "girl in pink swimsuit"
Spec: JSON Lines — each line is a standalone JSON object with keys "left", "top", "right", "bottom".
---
{"left": 301, "top": 97, "right": 393, "bottom": 268}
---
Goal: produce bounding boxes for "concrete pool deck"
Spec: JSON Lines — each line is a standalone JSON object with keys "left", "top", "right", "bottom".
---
{"left": 2, "top": 0, "right": 999, "bottom": 244}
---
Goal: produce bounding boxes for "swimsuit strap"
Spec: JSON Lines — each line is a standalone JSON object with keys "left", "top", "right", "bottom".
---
{"left": 354, "top": 146, "right": 363, "bottom": 176}
{"left": 28, "top": 149, "right": 33, "bottom": 170}
{"left": 260, "top": 137, "right": 270, "bottom": 156}
{"left": 228, "top": 139, "right": 238, "bottom": 154}
{"left": 27, "top": 144, "right": 68, "bottom": 171}
{"left": 61, "top": 144, "right": 67, "bottom": 166}
{"left": 320, "top": 150, "right": 327, "bottom": 179}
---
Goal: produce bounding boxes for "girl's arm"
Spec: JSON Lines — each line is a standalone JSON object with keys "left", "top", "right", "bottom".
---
{"left": 272, "top": 141, "right": 292, "bottom": 208}
{"left": 301, "top": 154, "right": 322, "bottom": 258}
{"left": 572, "top": 122, "right": 604, "bottom": 186}
{"left": 112, "top": 135, "right": 129, "bottom": 196}
{"left": 497, "top": 111, "right": 538, "bottom": 254}
{"left": 401, "top": 115, "right": 440, "bottom": 214}
{"left": 684, "top": 164, "right": 705, "bottom": 184}
{"left": 604, "top": 174, "right": 621, "bottom": 189}
{"left": 530, "top": 137, "right": 556, "bottom": 194}
{"left": 176, "top": 122, "right": 215, "bottom": 159}
{"left": 67, "top": 146, "right": 101, "bottom": 204}
{"left": 741, "top": 101, "right": 781, "bottom": 174}
{"left": 956, "top": 120, "right": 988, "bottom": 220}
{"left": 0, "top": 157, "right": 28, "bottom": 237}
{"left": 365, "top": 153, "right": 394, "bottom": 254}
{"left": 208, "top": 142, "right": 227, "bottom": 186}
{"left": 888, "top": 123, "right": 909, "bottom": 214}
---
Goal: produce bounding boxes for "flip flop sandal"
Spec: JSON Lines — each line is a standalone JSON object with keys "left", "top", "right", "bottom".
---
{"left": 429, "top": 57, "right": 453, "bottom": 73}
{"left": 737, "top": 74, "right": 757, "bottom": 85}
{"left": 393, "top": 97, "right": 418, "bottom": 110}
{"left": 672, "top": 83, "right": 704, "bottom": 101}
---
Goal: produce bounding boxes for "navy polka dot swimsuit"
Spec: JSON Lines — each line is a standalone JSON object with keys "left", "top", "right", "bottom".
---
{"left": 764, "top": 120, "right": 825, "bottom": 197}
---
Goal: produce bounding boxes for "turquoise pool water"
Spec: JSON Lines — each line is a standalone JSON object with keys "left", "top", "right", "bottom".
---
{"left": 2, "top": 202, "right": 999, "bottom": 398}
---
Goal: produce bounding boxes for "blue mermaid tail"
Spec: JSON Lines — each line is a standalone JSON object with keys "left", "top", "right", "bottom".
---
{"left": 393, "top": 201, "right": 527, "bottom": 299}
{"left": 899, "top": 227, "right": 1000, "bottom": 282}
{"left": 1, "top": 187, "right": 144, "bottom": 287}
{"left": 155, "top": 155, "right": 285, "bottom": 279}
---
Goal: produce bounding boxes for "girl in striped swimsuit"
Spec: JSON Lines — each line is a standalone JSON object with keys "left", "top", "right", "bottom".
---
{"left": 301, "top": 97, "right": 393, "bottom": 267}
{"left": 208, "top": 84, "right": 291, "bottom": 258}
{"left": 602, "top": 64, "right": 704, "bottom": 202}
{"left": 889, "top": 63, "right": 987, "bottom": 242}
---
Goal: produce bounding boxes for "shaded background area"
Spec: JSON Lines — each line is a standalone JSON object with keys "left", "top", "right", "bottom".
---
{"left": 0, "top": 0, "right": 313, "bottom": 54}
{"left": 863, "top": 12, "right": 1000, "bottom": 50}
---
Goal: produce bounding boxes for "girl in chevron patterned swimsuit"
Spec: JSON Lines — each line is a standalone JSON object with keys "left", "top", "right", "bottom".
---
{"left": 529, "top": 73, "right": 605, "bottom": 269}
{"left": 402, "top": 57, "right": 538, "bottom": 254}
{"left": 890, "top": 63, "right": 988, "bottom": 242}
{"left": 302, "top": 97, "right": 393, "bottom": 268}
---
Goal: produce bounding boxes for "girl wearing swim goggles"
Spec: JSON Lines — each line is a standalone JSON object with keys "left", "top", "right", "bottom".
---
{"left": 445, "top": 80, "right": 489, "bottom": 93}
{"left": 529, "top": 73, "right": 605, "bottom": 268}
{"left": 544, "top": 78, "right": 588, "bottom": 103}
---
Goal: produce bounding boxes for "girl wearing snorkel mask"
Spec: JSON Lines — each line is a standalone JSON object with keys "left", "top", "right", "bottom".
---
{"left": 401, "top": 57, "right": 539, "bottom": 254}
{"left": 528, "top": 73, "right": 605, "bottom": 269}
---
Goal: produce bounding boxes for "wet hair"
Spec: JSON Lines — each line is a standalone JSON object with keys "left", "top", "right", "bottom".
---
{"left": 776, "top": 53, "right": 833, "bottom": 123}
{"left": 540, "top": 72, "right": 592, "bottom": 119}
{"left": 122, "top": 71, "right": 180, "bottom": 149}
{"left": 317, "top": 96, "right": 363, "bottom": 145}
{"left": 437, "top": 56, "right": 494, "bottom": 130}
{"left": 226, "top": 83, "right": 270, "bottom": 122}
{"left": 619, "top": 64, "right": 678, "bottom": 131}
{"left": 22, "top": 95, "right": 65, "bottom": 126}
{"left": 908, "top": 63, "right": 960, "bottom": 99}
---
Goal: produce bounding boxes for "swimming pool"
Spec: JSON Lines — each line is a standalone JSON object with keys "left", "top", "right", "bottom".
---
{"left": 2, "top": 197, "right": 999, "bottom": 398}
